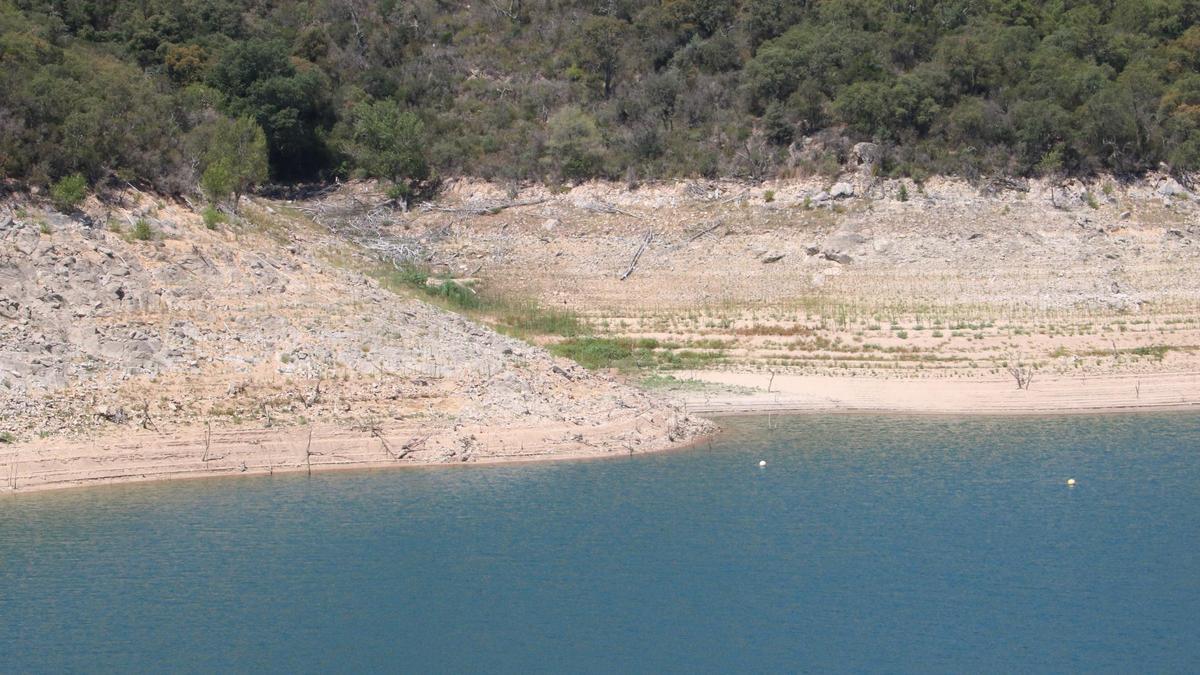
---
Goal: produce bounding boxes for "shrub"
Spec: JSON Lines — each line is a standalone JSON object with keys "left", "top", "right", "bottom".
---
{"left": 898, "top": 183, "right": 909, "bottom": 202}
{"left": 763, "top": 189, "right": 775, "bottom": 202}
{"left": 202, "top": 207, "right": 226, "bottom": 229}
{"left": 132, "top": 219, "right": 154, "bottom": 241}
{"left": 50, "top": 174, "right": 88, "bottom": 212}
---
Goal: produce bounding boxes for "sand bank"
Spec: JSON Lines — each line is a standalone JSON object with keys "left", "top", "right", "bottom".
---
{"left": 0, "top": 410, "right": 711, "bottom": 494}
{"left": 676, "top": 370, "right": 1200, "bottom": 415}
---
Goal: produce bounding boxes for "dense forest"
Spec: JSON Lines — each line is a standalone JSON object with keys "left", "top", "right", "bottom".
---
{"left": 2, "top": 0, "right": 1199, "bottom": 199}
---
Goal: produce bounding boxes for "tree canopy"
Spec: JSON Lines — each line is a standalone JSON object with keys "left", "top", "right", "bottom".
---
{"left": 1, "top": 0, "right": 1198, "bottom": 195}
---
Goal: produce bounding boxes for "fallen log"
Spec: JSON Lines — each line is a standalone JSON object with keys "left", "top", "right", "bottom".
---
{"left": 620, "top": 231, "right": 653, "bottom": 281}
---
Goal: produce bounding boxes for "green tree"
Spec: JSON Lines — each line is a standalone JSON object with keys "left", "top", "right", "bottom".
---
{"left": 545, "top": 106, "right": 605, "bottom": 181}
{"left": 200, "top": 116, "right": 268, "bottom": 211}
{"left": 344, "top": 99, "right": 428, "bottom": 193}
{"left": 574, "top": 16, "right": 629, "bottom": 100}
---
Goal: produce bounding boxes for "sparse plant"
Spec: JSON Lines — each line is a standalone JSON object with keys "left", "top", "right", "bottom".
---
{"left": 132, "top": 218, "right": 154, "bottom": 241}
{"left": 0, "top": 431, "right": 14, "bottom": 444}
{"left": 897, "top": 183, "right": 908, "bottom": 202}
{"left": 1006, "top": 358, "right": 1036, "bottom": 389}
{"left": 763, "top": 189, "right": 775, "bottom": 203}
{"left": 202, "top": 206, "right": 227, "bottom": 229}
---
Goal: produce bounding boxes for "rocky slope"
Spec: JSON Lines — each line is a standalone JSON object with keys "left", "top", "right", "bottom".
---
{"left": 0, "top": 192, "right": 711, "bottom": 491}
{"left": 344, "top": 166, "right": 1200, "bottom": 381}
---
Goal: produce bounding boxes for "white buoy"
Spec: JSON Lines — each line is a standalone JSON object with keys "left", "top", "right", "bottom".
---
{"left": 759, "top": 460, "right": 767, "bottom": 467}
{"left": 1067, "top": 478, "right": 1076, "bottom": 486}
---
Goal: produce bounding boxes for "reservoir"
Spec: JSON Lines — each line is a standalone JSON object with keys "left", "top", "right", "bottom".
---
{"left": 2, "top": 413, "right": 1198, "bottom": 672}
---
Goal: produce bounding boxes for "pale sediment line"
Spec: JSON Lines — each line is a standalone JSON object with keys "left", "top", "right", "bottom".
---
{"left": 1, "top": 412, "right": 714, "bottom": 495}
{"left": 676, "top": 370, "right": 1200, "bottom": 415}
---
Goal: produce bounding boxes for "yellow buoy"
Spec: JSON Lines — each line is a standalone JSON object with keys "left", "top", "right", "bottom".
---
{"left": 1067, "top": 478, "right": 1076, "bottom": 486}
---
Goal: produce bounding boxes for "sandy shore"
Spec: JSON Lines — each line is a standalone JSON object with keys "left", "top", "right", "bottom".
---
{"left": 675, "top": 370, "right": 1200, "bottom": 415}
{"left": 0, "top": 411, "right": 711, "bottom": 495}
{"left": 7, "top": 370, "right": 1197, "bottom": 495}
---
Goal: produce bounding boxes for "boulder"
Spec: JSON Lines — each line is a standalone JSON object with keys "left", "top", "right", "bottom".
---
{"left": 1157, "top": 178, "right": 1188, "bottom": 198}
{"left": 830, "top": 182, "right": 855, "bottom": 199}
{"left": 852, "top": 142, "right": 881, "bottom": 170}
{"left": 761, "top": 252, "right": 785, "bottom": 264}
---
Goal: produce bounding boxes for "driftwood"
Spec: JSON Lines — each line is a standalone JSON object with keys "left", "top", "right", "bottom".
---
{"left": 420, "top": 197, "right": 548, "bottom": 215}
{"left": 620, "top": 231, "right": 653, "bottom": 281}
{"left": 576, "top": 199, "right": 643, "bottom": 219}
{"left": 686, "top": 221, "right": 723, "bottom": 243}
{"left": 371, "top": 425, "right": 401, "bottom": 460}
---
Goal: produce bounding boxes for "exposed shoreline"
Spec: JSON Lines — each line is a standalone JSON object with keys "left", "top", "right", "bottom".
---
{"left": 0, "top": 412, "right": 715, "bottom": 495}
{"left": 674, "top": 370, "right": 1200, "bottom": 416}
{"left": 7, "top": 370, "right": 1198, "bottom": 495}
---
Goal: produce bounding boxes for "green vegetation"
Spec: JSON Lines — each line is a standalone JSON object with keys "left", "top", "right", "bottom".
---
{"left": 50, "top": 174, "right": 87, "bottom": 211}
{"left": 370, "top": 263, "right": 582, "bottom": 337}
{"left": 201, "top": 206, "right": 226, "bottom": 229}
{"left": 199, "top": 116, "right": 269, "bottom": 212}
{"left": 550, "top": 336, "right": 725, "bottom": 371}
{"left": 2, "top": 0, "right": 1198, "bottom": 197}
{"left": 131, "top": 219, "right": 154, "bottom": 241}
{"left": 0, "top": 431, "right": 14, "bottom": 444}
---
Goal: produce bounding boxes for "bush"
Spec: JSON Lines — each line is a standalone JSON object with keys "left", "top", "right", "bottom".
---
{"left": 898, "top": 183, "right": 909, "bottom": 202}
{"left": 202, "top": 207, "right": 226, "bottom": 229}
{"left": 763, "top": 189, "right": 775, "bottom": 202}
{"left": 132, "top": 219, "right": 154, "bottom": 241}
{"left": 50, "top": 174, "right": 88, "bottom": 212}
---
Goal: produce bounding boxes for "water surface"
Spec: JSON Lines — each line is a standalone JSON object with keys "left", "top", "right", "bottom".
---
{"left": 2, "top": 413, "right": 1198, "bottom": 672}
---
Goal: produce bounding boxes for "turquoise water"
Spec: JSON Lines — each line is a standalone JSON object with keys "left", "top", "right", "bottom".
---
{"left": 2, "top": 413, "right": 1199, "bottom": 673}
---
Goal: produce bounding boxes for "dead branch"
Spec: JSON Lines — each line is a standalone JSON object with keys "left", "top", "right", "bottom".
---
{"left": 370, "top": 425, "right": 400, "bottom": 460}
{"left": 576, "top": 199, "right": 643, "bottom": 219}
{"left": 686, "top": 221, "right": 723, "bottom": 243}
{"left": 1007, "top": 364, "right": 1036, "bottom": 390}
{"left": 620, "top": 231, "right": 653, "bottom": 281}
{"left": 420, "top": 197, "right": 548, "bottom": 216}
{"left": 139, "top": 401, "right": 158, "bottom": 432}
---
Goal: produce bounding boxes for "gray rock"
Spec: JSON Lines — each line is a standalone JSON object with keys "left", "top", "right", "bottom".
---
{"left": 761, "top": 252, "right": 785, "bottom": 264}
{"left": 830, "top": 182, "right": 855, "bottom": 199}
{"left": 1157, "top": 179, "right": 1187, "bottom": 198}
{"left": 852, "top": 142, "right": 881, "bottom": 170}
{"left": 822, "top": 251, "right": 852, "bottom": 264}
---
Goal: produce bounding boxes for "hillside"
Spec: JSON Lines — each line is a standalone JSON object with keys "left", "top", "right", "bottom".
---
{"left": 301, "top": 168, "right": 1200, "bottom": 411}
{"left": 2, "top": 0, "right": 1199, "bottom": 198}
{"left": 0, "top": 192, "right": 712, "bottom": 491}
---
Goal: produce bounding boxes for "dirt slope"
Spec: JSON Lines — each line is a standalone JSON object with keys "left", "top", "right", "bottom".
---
{"left": 0, "top": 193, "right": 711, "bottom": 492}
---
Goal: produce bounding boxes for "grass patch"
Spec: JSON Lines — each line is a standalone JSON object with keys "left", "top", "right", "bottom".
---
{"left": 0, "top": 431, "right": 15, "bottom": 443}
{"left": 371, "top": 263, "right": 583, "bottom": 337}
{"left": 490, "top": 301, "right": 583, "bottom": 337}
{"left": 550, "top": 336, "right": 724, "bottom": 371}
